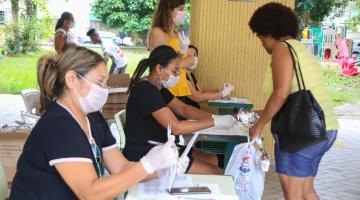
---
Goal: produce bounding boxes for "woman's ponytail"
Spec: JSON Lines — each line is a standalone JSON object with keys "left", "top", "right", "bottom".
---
{"left": 37, "top": 54, "right": 59, "bottom": 113}
{"left": 55, "top": 12, "right": 73, "bottom": 31}
{"left": 128, "top": 58, "right": 150, "bottom": 93}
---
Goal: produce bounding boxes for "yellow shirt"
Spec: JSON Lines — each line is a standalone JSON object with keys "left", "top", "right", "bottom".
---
{"left": 167, "top": 38, "right": 192, "bottom": 97}
{"left": 262, "top": 39, "right": 339, "bottom": 131}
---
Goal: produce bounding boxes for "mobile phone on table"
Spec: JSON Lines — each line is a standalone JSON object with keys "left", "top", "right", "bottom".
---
{"left": 168, "top": 186, "right": 211, "bottom": 195}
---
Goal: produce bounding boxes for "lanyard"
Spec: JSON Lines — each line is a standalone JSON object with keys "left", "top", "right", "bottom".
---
{"left": 57, "top": 102, "right": 106, "bottom": 178}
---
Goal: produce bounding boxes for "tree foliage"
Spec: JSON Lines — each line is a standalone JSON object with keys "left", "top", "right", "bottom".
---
{"left": 4, "top": 0, "right": 52, "bottom": 54}
{"left": 92, "top": 0, "right": 191, "bottom": 35}
{"left": 295, "top": 0, "right": 350, "bottom": 27}
{"left": 349, "top": 1, "right": 360, "bottom": 31}
{"left": 92, "top": 0, "right": 157, "bottom": 34}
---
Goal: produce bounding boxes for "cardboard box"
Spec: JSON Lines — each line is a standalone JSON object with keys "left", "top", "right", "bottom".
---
{"left": 107, "top": 74, "right": 130, "bottom": 88}
{"left": 102, "top": 104, "right": 127, "bottom": 120}
{"left": 103, "top": 74, "right": 130, "bottom": 120}
{"left": 0, "top": 129, "right": 31, "bottom": 195}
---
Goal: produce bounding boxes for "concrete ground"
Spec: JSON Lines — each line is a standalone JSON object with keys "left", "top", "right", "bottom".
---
{"left": 263, "top": 118, "right": 360, "bottom": 200}
{"left": 1, "top": 94, "right": 360, "bottom": 200}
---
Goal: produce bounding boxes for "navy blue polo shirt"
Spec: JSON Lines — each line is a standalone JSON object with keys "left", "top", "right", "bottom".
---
{"left": 10, "top": 102, "right": 116, "bottom": 200}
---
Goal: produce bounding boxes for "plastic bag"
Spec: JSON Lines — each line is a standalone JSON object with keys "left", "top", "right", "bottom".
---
{"left": 225, "top": 142, "right": 266, "bottom": 200}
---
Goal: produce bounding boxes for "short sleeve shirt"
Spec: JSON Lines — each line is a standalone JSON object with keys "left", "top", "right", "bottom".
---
{"left": 10, "top": 102, "right": 116, "bottom": 200}
{"left": 123, "top": 81, "right": 174, "bottom": 161}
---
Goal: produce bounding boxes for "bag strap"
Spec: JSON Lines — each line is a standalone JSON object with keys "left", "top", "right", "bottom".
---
{"left": 282, "top": 41, "right": 307, "bottom": 91}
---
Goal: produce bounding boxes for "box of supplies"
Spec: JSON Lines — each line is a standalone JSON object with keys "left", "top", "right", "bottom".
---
{"left": 102, "top": 104, "right": 127, "bottom": 120}
{"left": 103, "top": 74, "right": 130, "bottom": 120}
{"left": 0, "top": 129, "right": 31, "bottom": 195}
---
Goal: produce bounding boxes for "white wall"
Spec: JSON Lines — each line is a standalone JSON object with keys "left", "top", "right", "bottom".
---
{"left": 47, "top": 0, "right": 93, "bottom": 38}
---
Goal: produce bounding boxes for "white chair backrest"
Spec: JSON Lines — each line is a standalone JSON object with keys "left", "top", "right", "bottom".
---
{"left": 114, "top": 110, "right": 126, "bottom": 151}
{"left": 0, "top": 162, "right": 7, "bottom": 200}
{"left": 21, "top": 89, "right": 40, "bottom": 115}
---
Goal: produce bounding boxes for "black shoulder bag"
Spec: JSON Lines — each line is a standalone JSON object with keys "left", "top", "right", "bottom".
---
{"left": 271, "top": 41, "right": 327, "bottom": 153}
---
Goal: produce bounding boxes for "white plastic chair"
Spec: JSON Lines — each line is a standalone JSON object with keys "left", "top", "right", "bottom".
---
{"left": 114, "top": 110, "right": 126, "bottom": 151}
{"left": 21, "top": 89, "right": 40, "bottom": 115}
{"left": 0, "top": 162, "right": 7, "bottom": 200}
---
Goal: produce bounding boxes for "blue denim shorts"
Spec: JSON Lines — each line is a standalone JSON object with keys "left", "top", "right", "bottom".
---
{"left": 274, "top": 130, "right": 337, "bottom": 177}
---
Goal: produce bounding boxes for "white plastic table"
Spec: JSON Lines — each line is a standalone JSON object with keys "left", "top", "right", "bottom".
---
{"left": 125, "top": 174, "right": 238, "bottom": 200}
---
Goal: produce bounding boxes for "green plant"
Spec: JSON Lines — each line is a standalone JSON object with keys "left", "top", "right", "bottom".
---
{"left": 2, "top": 15, "right": 52, "bottom": 55}
{"left": 92, "top": 0, "right": 191, "bottom": 37}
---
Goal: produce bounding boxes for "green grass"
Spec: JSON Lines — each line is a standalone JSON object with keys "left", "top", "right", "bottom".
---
{"left": 0, "top": 47, "right": 148, "bottom": 94}
{"left": 322, "top": 64, "right": 360, "bottom": 106}
{"left": 1, "top": 49, "right": 359, "bottom": 106}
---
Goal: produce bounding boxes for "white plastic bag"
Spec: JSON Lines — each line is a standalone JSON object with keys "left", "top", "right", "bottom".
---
{"left": 225, "top": 142, "right": 265, "bottom": 200}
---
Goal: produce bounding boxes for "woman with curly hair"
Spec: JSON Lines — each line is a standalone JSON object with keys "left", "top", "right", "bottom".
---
{"left": 248, "top": 3, "right": 338, "bottom": 200}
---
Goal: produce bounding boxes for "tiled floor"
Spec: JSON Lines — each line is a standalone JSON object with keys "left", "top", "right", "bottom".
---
{"left": 263, "top": 119, "right": 360, "bottom": 200}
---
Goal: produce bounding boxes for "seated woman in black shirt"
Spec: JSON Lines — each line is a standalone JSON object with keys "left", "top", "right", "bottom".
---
{"left": 124, "top": 45, "right": 237, "bottom": 175}
{"left": 10, "top": 46, "right": 179, "bottom": 200}
{"left": 180, "top": 45, "right": 235, "bottom": 108}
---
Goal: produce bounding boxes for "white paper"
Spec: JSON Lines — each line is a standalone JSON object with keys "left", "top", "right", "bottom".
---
{"left": 108, "top": 87, "right": 128, "bottom": 93}
{"left": 137, "top": 177, "right": 225, "bottom": 200}
{"left": 198, "top": 126, "right": 248, "bottom": 136}
{"left": 208, "top": 97, "right": 251, "bottom": 104}
{"left": 137, "top": 175, "right": 193, "bottom": 198}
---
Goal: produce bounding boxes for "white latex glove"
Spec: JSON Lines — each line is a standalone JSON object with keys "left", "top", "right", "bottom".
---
{"left": 177, "top": 156, "right": 190, "bottom": 174}
{"left": 178, "top": 31, "right": 190, "bottom": 55}
{"left": 140, "top": 136, "right": 179, "bottom": 174}
{"left": 213, "top": 115, "right": 237, "bottom": 129}
{"left": 222, "top": 83, "right": 234, "bottom": 98}
{"left": 188, "top": 56, "right": 198, "bottom": 70}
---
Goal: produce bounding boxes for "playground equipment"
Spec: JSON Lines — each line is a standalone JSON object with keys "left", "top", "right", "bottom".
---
{"left": 335, "top": 37, "right": 359, "bottom": 76}
{"left": 322, "top": 28, "right": 337, "bottom": 61}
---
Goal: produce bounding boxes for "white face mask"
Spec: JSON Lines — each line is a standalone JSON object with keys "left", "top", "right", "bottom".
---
{"left": 161, "top": 71, "right": 180, "bottom": 89}
{"left": 76, "top": 75, "right": 109, "bottom": 114}
{"left": 173, "top": 11, "right": 186, "bottom": 25}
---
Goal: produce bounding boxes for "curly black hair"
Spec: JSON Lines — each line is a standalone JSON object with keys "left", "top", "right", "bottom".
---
{"left": 248, "top": 3, "right": 299, "bottom": 40}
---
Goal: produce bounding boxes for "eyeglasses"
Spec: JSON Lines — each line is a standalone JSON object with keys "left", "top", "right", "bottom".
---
{"left": 77, "top": 73, "right": 108, "bottom": 89}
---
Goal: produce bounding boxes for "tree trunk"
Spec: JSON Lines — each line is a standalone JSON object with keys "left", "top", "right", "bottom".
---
{"left": 25, "top": 0, "right": 37, "bottom": 19}
{"left": 304, "top": 11, "right": 309, "bottom": 27}
{"left": 10, "top": 0, "right": 19, "bottom": 19}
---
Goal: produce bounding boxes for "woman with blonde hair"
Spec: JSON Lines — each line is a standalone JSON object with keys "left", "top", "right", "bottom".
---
{"left": 10, "top": 46, "right": 179, "bottom": 199}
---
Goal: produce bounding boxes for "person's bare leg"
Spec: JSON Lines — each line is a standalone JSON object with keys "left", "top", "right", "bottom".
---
{"left": 279, "top": 173, "right": 305, "bottom": 200}
{"left": 187, "top": 158, "right": 222, "bottom": 175}
{"left": 302, "top": 177, "right": 319, "bottom": 200}
{"left": 191, "top": 149, "right": 218, "bottom": 166}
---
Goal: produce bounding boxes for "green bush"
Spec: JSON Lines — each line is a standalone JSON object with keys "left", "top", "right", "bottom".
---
{"left": 2, "top": 15, "right": 53, "bottom": 55}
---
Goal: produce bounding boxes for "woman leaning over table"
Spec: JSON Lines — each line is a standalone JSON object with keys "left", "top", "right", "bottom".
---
{"left": 248, "top": 3, "right": 338, "bottom": 200}
{"left": 10, "top": 46, "right": 179, "bottom": 200}
{"left": 124, "top": 45, "right": 238, "bottom": 175}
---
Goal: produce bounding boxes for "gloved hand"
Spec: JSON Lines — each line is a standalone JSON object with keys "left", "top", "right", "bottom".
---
{"left": 188, "top": 56, "right": 198, "bottom": 70}
{"left": 140, "top": 136, "right": 179, "bottom": 174}
{"left": 178, "top": 31, "right": 190, "bottom": 55}
{"left": 176, "top": 156, "right": 190, "bottom": 174}
{"left": 213, "top": 115, "right": 237, "bottom": 129}
{"left": 222, "top": 83, "right": 234, "bottom": 98}
{"left": 156, "top": 155, "right": 190, "bottom": 179}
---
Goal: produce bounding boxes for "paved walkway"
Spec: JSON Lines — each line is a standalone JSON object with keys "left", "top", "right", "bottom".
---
{"left": 263, "top": 118, "right": 360, "bottom": 200}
